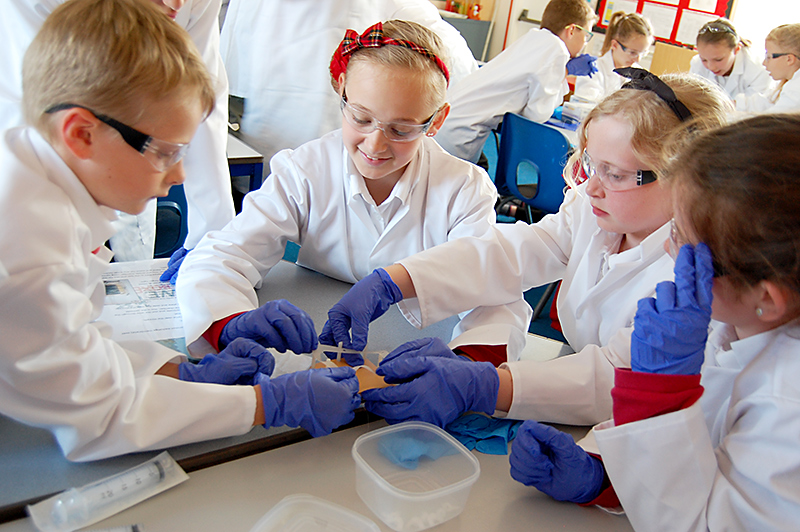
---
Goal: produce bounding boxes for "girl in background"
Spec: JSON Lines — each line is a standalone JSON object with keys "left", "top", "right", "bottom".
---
{"left": 573, "top": 11, "right": 653, "bottom": 104}
{"left": 690, "top": 18, "right": 773, "bottom": 111}
{"left": 757, "top": 24, "right": 800, "bottom": 112}
{"left": 511, "top": 114, "right": 800, "bottom": 529}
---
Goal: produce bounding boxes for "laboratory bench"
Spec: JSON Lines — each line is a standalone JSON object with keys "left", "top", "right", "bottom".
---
{"left": 0, "top": 261, "right": 457, "bottom": 524}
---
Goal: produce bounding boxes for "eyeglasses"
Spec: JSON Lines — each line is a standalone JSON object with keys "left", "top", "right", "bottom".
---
{"left": 669, "top": 219, "right": 727, "bottom": 277}
{"left": 339, "top": 91, "right": 438, "bottom": 142}
{"left": 764, "top": 51, "right": 798, "bottom": 61}
{"left": 45, "top": 103, "right": 189, "bottom": 171}
{"left": 618, "top": 41, "right": 650, "bottom": 59}
{"left": 580, "top": 149, "right": 656, "bottom": 191}
{"left": 574, "top": 24, "right": 594, "bottom": 43}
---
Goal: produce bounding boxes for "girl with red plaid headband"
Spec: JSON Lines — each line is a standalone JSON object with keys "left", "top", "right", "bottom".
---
{"left": 177, "top": 20, "right": 533, "bottom": 363}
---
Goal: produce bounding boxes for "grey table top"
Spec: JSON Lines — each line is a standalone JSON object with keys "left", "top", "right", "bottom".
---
{"left": 0, "top": 261, "right": 458, "bottom": 521}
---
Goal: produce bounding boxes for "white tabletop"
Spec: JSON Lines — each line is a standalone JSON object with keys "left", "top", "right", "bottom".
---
{"left": 0, "top": 421, "right": 632, "bottom": 532}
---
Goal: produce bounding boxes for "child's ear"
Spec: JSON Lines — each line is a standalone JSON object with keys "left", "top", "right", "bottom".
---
{"left": 425, "top": 103, "right": 451, "bottom": 137}
{"left": 755, "top": 280, "right": 796, "bottom": 324}
{"left": 337, "top": 72, "right": 347, "bottom": 95}
{"left": 58, "top": 108, "right": 98, "bottom": 160}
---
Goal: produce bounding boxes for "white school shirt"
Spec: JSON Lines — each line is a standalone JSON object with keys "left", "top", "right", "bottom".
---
{"left": 595, "top": 322, "right": 800, "bottom": 532}
{"left": 176, "top": 130, "right": 531, "bottom": 355}
{"left": 0, "top": 128, "right": 254, "bottom": 462}
{"left": 689, "top": 47, "right": 774, "bottom": 112}
{"left": 0, "top": 0, "right": 234, "bottom": 250}
{"left": 397, "top": 184, "right": 674, "bottom": 424}
{"left": 572, "top": 52, "right": 639, "bottom": 104}
{"left": 435, "top": 28, "right": 570, "bottom": 163}
{"left": 219, "top": 0, "right": 478, "bottom": 163}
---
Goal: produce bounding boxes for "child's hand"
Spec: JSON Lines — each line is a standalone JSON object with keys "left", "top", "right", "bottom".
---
{"left": 178, "top": 338, "right": 274, "bottom": 385}
{"left": 159, "top": 246, "right": 189, "bottom": 285}
{"left": 566, "top": 54, "right": 598, "bottom": 77}
{"left": 257, "top": 366, "right": 361, "bottom": 437}
{"left": 631, "top": 243, "right": 714, "bottom": 375}
{"left": 221, "top": 299, "right": 318, "bottom": 354}
{"left": 509, "top": 420, "right": 605, "bottom": 503}
{"left": 319, "top": 269, "right": 403, "bottom": 351}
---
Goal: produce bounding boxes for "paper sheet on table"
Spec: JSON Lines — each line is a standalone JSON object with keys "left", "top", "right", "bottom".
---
{"left": 99, "top": 259, "right": 185, "bottom": 346}
{"left": 517, "top": 333, "right": 574, "bottom": 362}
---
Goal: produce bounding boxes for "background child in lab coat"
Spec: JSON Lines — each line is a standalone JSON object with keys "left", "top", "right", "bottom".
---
{"left": 689, "top": 18, "right": 773, "bottom": 112}
{"left": 320, "top": 71, "right": 731, "bottom": 428}
{"left": 177, "top": 20, "right": 531, "bottom": 361}
{"left": 510, "top": 114, "right": 800, "bottom": 528}
{"left": 756, "top": 24, "right": 800, "bottom": 112}
{"left": 0, "top": 0, "right": 359, "bottom": 462}
{"left": 572, "top": 11, "right": 653, "bottom": 104}
{"left": 434, "top": 0, "right": 599, "bottom": 164}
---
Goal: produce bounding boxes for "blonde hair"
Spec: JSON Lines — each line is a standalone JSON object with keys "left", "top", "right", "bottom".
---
{"left": 601, "top": 12, "right": 653, "bottom": 56}
{"left": 23, "top": 0, "right": 215, "bottom": 136}
{"left": 541, "top": 0, "right": 595, "bottom": 35}
{"left": 766, "top": 24, "right": 800, "bottom": 56}
{"left": 333, "top": 20, "right": 450, "bottom": 113}
{"left": 565, "top": 73, "right": 732, "bottom": 188}
{"left": 696, "top": 18, "right": 749, "bottom": 49}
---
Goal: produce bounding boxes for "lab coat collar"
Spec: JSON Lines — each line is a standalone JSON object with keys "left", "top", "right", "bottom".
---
{"left": 711, "top": 320, "right": 800, "bottom": 371}
{"left": 344, "top": 139, "right": 423, "bottom": 208}
{"left": 27, "top": 127, "right": 117, "bottom": 250}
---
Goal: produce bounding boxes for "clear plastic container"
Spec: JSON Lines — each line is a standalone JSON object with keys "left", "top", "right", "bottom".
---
{"left": 248, "top": 494, "right": 380, "bottom": 532}
{"left": 352, "top": 422, "right": 480, "bottom": 532}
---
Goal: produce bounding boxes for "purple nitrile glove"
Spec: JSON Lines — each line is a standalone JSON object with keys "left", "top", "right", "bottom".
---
{"left": 631, "top": 243, "right": 714, "bottom": 375}
{"left": 178, "top": 337, "right": 274, "bottom": 385}
{"left": 509, "top": 420, "right": 605, "bottom": 503}
{"left": 220, "top": 299, "right": 318, "bottom": 354}
{"left": 257, "top": 366, "right": 361, "bottom": 437}
{"left": 566, "top": 54, "right": 598, "bottom": 77}
{"left": 159, "top": 246, "right": 189, "bottom": 285}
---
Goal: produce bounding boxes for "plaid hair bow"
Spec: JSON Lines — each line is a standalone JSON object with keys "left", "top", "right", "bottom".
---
{"left": 329, "top": 21, "right": 449, "bottom": 85}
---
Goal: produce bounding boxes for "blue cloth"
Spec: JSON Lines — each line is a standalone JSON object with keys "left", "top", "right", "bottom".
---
{"left": 378, "top": 432, "right": 458, "bottom": 470}
{"left": 445, "top": 413, "right": 522, "bottom": 455}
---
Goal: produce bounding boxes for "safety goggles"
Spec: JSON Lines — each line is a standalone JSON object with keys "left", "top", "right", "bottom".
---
{"left": 574, "top": 24, "right": 594, "bottom": 43}
{"left": 339, "top": 91, "right": 438, "bottom": 142}
{"left": 45, "top": 103, "right": 189, "bottom": 171}
{"left": 698, "top": 23, "right": 737, "bottom": 37}
{"left": 618, "top": 41, "right": 650, "bottom": 59}
{"left": 764, "top": 51, "right": 798, "bottom": 61}
{"left": 581, "top": 149, "right": 656, "bottom": 191}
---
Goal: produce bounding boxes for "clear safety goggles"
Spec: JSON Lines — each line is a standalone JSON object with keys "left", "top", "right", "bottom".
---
{"left": 618, "top": 41, "right": 651, "bottom": 59}
{"left": 339, "top": 92, "right": 439, "bottom": 142}
{"left": 581, "top": 148, "right": 656, "bottom": 191}
{"left": 45, "top": 103, "right": 189, "bottom": 171}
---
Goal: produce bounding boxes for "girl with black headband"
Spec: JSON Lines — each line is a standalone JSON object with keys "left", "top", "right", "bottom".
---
{"left": 178, "top": 21, "right": 531, "bottom": 367}
{"left": 319, "top": 71, "right": 730, "bottom": 469}
{"left": 689, "top": 18, "right": 773, "bottom": 111}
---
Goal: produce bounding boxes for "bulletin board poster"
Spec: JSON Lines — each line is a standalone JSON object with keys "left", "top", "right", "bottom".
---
{"left": 597, "top": 0, "right": 730, "bottom": 47}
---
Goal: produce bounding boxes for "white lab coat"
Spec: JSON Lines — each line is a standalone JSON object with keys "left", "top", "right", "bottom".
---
{"left": 435, "top": 28, "right": 570, "bottom": 163}
{"left": 397, "top": 185, "right": 674, "bottom": 424}
{"left": 572, "top": 52, "right": 638, "bottom": 104}
{"left": 219, "top": 0, "right": 478, "bottom": 163}
{"left": 0, "top": 127, "right": 254, "bottom": 462}
{"left": 595, "top": 321, "right": 800, "bottom": 531}
{"left": 742, "top": 71, "right": 800, "bottom": 113}
{"left": 0, "top": 0, "right": 234, "bottom": 254}
{"left": 177, "top": 130, "right": 530, "bottom": 355}
{"left": 689, "top": 47, "right": 774, "bottom": 112}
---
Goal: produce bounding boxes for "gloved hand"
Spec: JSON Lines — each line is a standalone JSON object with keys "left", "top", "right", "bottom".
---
{"left": 362, "top": 338, "right": 499, "bottom": 428}
{"left": 509, "top": 420, "right": 605, "bottom": 503}
{"left": 566, "top": 54, "right": 598, "bottom": 77}
{"left": 221, "top": 299, "right": 318, "bottom": 354}
{"left": 257, "top": 366, "right": 361, "bottom": 437}
{"left": 631, "top": 243, "right": 714, "bottom": 375}
{"left": 159, "top": 246, "right": 189, "bottom": 285}
{"left": 178, "top": 338, "right": 275, "bottom": 385}
{"left": 319, "top": 268, "right": 403, "bottom": 351}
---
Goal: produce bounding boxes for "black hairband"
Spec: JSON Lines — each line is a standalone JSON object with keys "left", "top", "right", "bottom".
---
{"left": 614, "top": 67, "right": 693, "bottom": 122}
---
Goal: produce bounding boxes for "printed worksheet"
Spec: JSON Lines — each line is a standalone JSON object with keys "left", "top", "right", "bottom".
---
{"left": 98, "top": 259, "right": 186, "bottom": 351}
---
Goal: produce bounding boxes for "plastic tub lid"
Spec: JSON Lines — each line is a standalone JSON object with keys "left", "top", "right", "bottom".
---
{"left": 249, "top": 494, "right": 380, "bottom": 532}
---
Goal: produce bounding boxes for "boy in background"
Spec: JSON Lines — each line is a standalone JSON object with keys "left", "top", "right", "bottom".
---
{"left": 436, "top": 0, "right": 597, "bottom": 164}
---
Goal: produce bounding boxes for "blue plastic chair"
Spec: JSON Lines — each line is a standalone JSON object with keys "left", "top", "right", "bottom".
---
{"left": 154, "top": 184, "right": 188, "bottom": 259}
{"left": 494, "top": 112, "right": 572, "bottom": 222}
{"left": 493, "top": 113, "right": 572, "bottom": 320}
